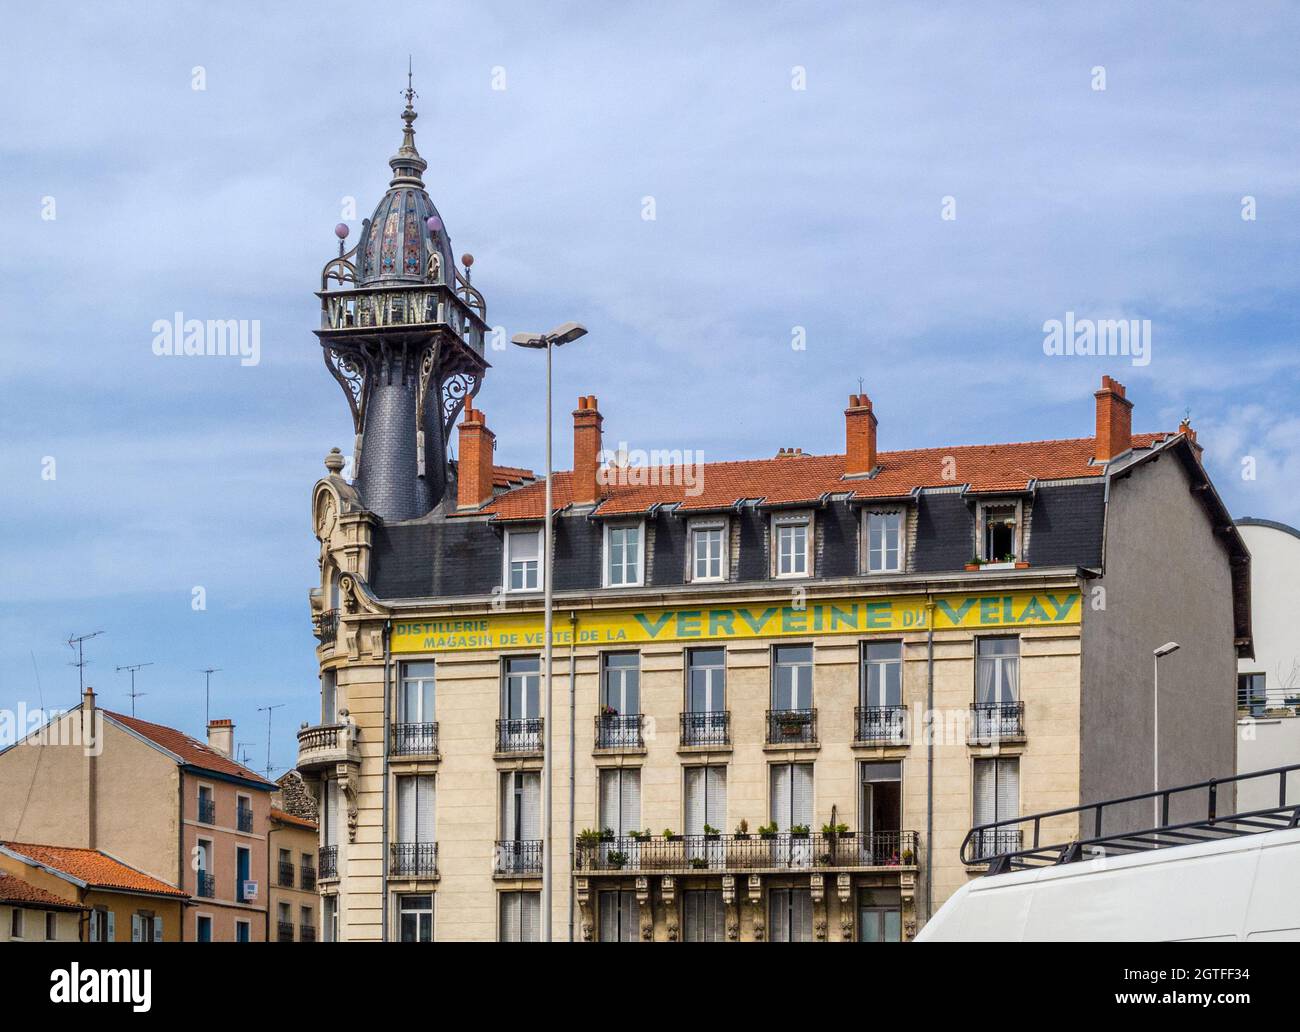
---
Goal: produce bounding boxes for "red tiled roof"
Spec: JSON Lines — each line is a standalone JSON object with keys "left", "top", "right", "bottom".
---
{"left": 2, "top": 843, "right": 187, "bottom": 899}
{"left": 270, "top": 807, "right": 317, "bottom": 831}
{"left": 480, "top": 433, "right": 1170, "bottom": 521}
{"left": 0, "top": 872, "right": 85, "bottom": 909}
{"left": 492, "top": 464, "right": 536, "bottom": 489}
{"left": 104, "top": 711, "right": 277, "bottom": 788}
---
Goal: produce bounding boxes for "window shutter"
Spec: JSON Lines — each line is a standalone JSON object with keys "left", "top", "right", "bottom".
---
{"left": 997, "top": 759, "right": 1019, "bottom": 821}
{"left": 707, "top": 766, "right": 727, "bottom": 829}
{"left": 792, "top": 764, "right": 813, "bottom": 827}
{"left": 792, "top": 890, "right": 812, "bottom": 942}
{"left": 685, "top": 767, "right": 704, "bottom": 835}
{"left": 500, "top": 773, "right": 515, "bottom": 839}
{"left": 770, "top": 890, "right": 790, "bottom": 942}
{"left": 599, "top": 891, "right": 618, "bottom": 942}
{"left": 599, "top": 770, "right": 618, "bottom": 831}
{"left": 106, "top": 911, "right": 115, "bottom": 942}
{"left": 416, "top": 776, "right": 436, "bottom": 843}
{"left": 620, "top": 892, "right": 637, "bottom": 941}
{"left": 520, "top": 891, "right": 540, "bottom": 943}
{"left": 397, "top": 777, "right": 415, "bottom": 843}
{"left": 973, "top": 759, "right": 996, "bottom": 826}
{"left": 89, "top": 912, "right": 99, "bottom": 943}
{"left": 620, "top": 769, "right": 641, "bottom": 835}
{"left": 499, "top": 892, "right": 519, "bottom": 942}
{"left": 153, "top": 916, "right": 163, "bottom": 942}
{"left": 325, "top": 779, "right": 339, "bottom": 847}
{"left": 131, "top": 914, "right": 141, "bottom": 943}
{"left": 771, "top": 765, "right": 791, "bottom": 828}
{"left": 521, "top": 772, "right": 540, "bottom": 840}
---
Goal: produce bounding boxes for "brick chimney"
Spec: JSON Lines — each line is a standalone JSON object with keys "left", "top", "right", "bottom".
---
{"left": 207, "top": 718, "right": 234, "bottom": 759}
{"left": 1093, "top": 375, "right": 1133, "bottom": 463}
{"left": 456, "top": 398, "right": 496, "bottom": 509}
{"left": 844, "top": 394, "right": 878, "bottom": 476}
{"left": 572, "top": 395, "right": 603, "bottom": 505}
{"left": 81, "top": 685, "right": 96, "bottom": 713}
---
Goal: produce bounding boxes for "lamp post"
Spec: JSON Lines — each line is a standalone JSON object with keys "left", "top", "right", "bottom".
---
{"left": 512, "top": 321, "right": 589, "bottom": 942}
{"left": 1152, "top": 642, "right": 1180, "bottom": 829}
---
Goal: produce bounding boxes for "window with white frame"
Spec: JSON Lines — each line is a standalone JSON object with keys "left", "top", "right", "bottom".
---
{"left": 604, "top": 522, "right": 644, "bottom": 587}
{"left": 598, "top": 767, "right": 641, "bottom": 837}
{"left": 773, "top": 513, "right": 812, "bottom": 578}
{"left": 399, "top": 660, "right": 436, "bottom": 723}
{"left": 396, "top": 775, "right": 436, "bottom": 845}
{"left": 398, "top": 894, "right": 433, "bottom": 943}
{"left": 865, "top": 509, "right": 903, "bottom": 573}
{"left": 499, "top": 890, "right": 541, "bottom": 942}
{"left": 503, "top": 527, "right": 542, "bottom": 592}
{"left": 977, "top": 501, "right": 1020, "bottom": 563}
{"left": 973, "top": 757, "right": 1020, "bottom": 855}
{"left": 689, "top": 520, "right": 726, "bottom": 582}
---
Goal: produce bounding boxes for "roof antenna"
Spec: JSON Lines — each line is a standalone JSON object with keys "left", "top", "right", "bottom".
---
{"left": 67, "top": 631, "right": 105, "bottom": 696}
{"left": 200, "top": 668, "right": 222, "bottom": 726}
{"left": 857, "top": 377, "right": 864, "bottom": 395}
{"left": 116, "top": 662, "right": 154, "bottom": 717}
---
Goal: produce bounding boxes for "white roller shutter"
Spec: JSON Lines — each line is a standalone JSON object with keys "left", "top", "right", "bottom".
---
{"left": 520, "top": 772, "right": 540, "bottom": 840}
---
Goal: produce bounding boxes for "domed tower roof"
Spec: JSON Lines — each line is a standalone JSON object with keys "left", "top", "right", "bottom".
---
{"left": 355, "top": 76, "right": 456, "bottom": 287}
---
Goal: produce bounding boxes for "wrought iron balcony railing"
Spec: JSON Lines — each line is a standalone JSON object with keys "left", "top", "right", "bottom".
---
{"left": 237, "top": 807, "right": 254, "bottom": 833}
{"left": 575, "top": 830, "right": 918, "bottom": 874}
{"left": 969, "top": 701, "right": 1025, "bottom": 742}
{"left": 277, "top": 921, "right": 295, "bottom": 943}
{"left": 300, "top": 924, "right": 316, "bottom": 942}
{"left": 494, "top": 839, "right": 544, "bottom": 876}
{"left": 855, "top": 704, "right": 909, "bottom": 743}
{"left": 766, "top": 708, "right": 817, "bottom": 745}
{"left": 316, "top": 281, "right": 488, "bottom": 358}
{"left": 318, "top": 846, "right": 338, "bottom": 880}
{"left": 316, "top": 608, "right": 339, "bottom": 645}
{"left": 496, "top": 717, "right": 544, "bottom": 754}
{"left": 196, "top": 871, "right": 215, "bottom": 898}
{"left": 390, "top": 842, "right": 439, "bottom": 878}
{"left": 197, "top": 797, "right": 216, "bottom": 825}
{"left": 595, "top": 713, "right": 643, "bottom": 750}
{"left": 301, "top": 866, "right": 317, "bottom": 890}
{"left": 278, "top": 862, "right": 295, "bottom": 888}
{"left": 680, "top": 710, "right": 730, "bottom": 747}
{"left": 391, "top": 721, "right": 440, "bottom": 757}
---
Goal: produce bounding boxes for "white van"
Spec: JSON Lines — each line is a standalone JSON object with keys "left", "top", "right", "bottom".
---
{"left": 917, "top": 825, "right": 1300, "bottom": 941}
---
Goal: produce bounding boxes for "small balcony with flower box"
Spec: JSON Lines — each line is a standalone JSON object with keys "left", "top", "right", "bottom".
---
{"left": 593, "top": 711, "right": 645, "bottom": 756}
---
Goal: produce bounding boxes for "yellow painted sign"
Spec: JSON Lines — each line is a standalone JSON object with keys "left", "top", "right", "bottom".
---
{"left": 391, "top": 590, "right": 1080, "bottom": 654}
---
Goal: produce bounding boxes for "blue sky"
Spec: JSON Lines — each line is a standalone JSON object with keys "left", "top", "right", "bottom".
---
{"left": 3, "top": 1, "right": 1298, "bottom": 773}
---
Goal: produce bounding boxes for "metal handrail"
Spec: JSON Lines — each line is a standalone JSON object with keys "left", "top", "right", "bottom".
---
{"left": 962, "top": 762, "right": 1300, "bottom": 872}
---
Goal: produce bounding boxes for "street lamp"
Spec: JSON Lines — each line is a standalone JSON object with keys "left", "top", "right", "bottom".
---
{"left": 512, "top": 321, "right": 589, "bottom": 943}
{"left": 1152, "top": 642, "right": 1180, "bottom": 829}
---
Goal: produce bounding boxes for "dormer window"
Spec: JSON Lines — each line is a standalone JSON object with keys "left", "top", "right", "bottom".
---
{"left": 688, "top": 519, "right": 727, "bottom": 583}
{"left": 977, "top": 502, "right": 1021, "bottom": 563}
{"left": 504, "top": 527, "right": 543, "bottom": 593}
{"left": 864, "top": 510, "right": 903, "bottom": 574}
{"left": 603, "top": 522, "right": 645, "bottom": 588}
{"left": 772, "top": 512, "right": 813, "bottom": 579}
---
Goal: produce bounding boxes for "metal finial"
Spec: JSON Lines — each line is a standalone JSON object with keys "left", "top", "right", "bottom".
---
{"left": 857, "top": 377, "right": 864, "bottom": 395}
{"left": 404, "top": 55, "right": 417, "bottom": 110}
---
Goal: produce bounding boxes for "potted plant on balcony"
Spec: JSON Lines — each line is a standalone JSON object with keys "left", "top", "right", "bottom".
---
{"left": 607, "top": 850, "right": 628, "bottom": 869}
{"left": 789, "top": 824, "right": 810, "bottom": 838}
{"left": 629, "top": 828, "right": 651, "bottom": 842}
{"left": 965, "top": 555, "right": 984, "bottom": 571}
{"left": 901, "top": 847, "right": 915, "bottom": 866}
{"left": 757, "top": 822, "right": 778, "bottom": 840}
{"left": 690, "top": 856, "right": 709, "bottom": 869}
{"left": 703, "top": 824, "right": 721, "bottom": 841}
{"left": 820, "top": 821, "right": 849, "bottom": 837}
{"left": 600, "top": 704, "right": 618, "bottom": 718}
{"left": 577, "top": 828, "right": 602, "bottom": 847}
{"left": 599, "top": 826, "right": 615, "bottom": 843}
{"left": 779, "top": 713, "right": 808, "bottom": 737}
{"left": 662, "top": 828, "right": 678, "bottom": 840}
{"left": 734, "top": 819, "right": 750, "bottom": 840}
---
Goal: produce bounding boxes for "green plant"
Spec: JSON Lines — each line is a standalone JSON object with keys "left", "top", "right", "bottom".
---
{"left": 969, "top": 555, "right": 983, "bottom": 566}
{"left": 600, "top": 826, "right": 615, "bottom": 842}
{"left": 757, "top": 822, "right": 778, "bottom": 838}
{"left": 901, "top": 848, "right": 915, "bottom": 865}
{"left": 606, "top": 850, "right": 628, "bottom": 868}
{"left": 690, "top": 856, "right": 709, "bottom": 869}
{"left": 662, "top": 828, "right": 675, "bottom": 840}
{"left": 790, "top": 824, "right": 810, "bottom": 838}
{"left": 821, "top": 822, "right": 849, "bottom": 836}
{"left": 629, "top": 829, "right": 651, "bottom": 841}
{"left": 577, "top": 828, "right": 601, "bottom": 846}
{"left": 703, "top": 824, "right": 721, "bottom": 837}
{"left": 736, "top": 819, "right": 749, "bottom": 835}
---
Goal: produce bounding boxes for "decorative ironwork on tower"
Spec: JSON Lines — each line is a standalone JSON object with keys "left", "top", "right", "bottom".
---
{"left": 315, "top": 77, "right": 489, "bottom": 521}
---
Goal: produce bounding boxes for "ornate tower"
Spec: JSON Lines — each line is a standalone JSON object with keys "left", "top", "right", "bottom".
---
{"left": 315, "top": 79, "right": 489, "bottom": 521}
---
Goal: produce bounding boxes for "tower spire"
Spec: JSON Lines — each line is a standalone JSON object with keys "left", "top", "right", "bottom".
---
{"left": 390, "top": 59, "right": 427, "bottom": 187}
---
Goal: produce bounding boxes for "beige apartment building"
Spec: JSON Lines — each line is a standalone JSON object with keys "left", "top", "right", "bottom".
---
{"left": 298, "top": 93, "right": 1249, "bottom": 942}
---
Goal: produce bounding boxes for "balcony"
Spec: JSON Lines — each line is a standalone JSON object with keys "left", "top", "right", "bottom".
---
{"left": 196, "top": 871, "right": 215, "bottom": 899}
{"left": 496, "top": 717, "right": 543, "bottom": 755}
{"left": 277, "top": 921, "right": 294, "bottom": 943}
{"left": 680, "top": 710, "right": 730, "bottom": 748}
{"left": 595, "top": 713, "right": 643, "bottom": 751}
{"left": 278, "top": 862, "right": 295, "bottom": 888}
{"left": 969, "top": 701, "right": 1025, "bottom": 744}
{"left": 391, "top": 721, "right": 439, "bottom": 758}
{"left": 237, "top": 807, "right": 254, "bottom": 833}
{"left": 315, "top": 280, "right": 488, "bottom": 359}
{"left": 296, "top": 721, "right": 360, "bottom": 773}
{"left": 301, "top": 866, "right": 317, "bottom": 890}
{"left": 390, "top": 842, "right": 439, "bottom": 879}
{"left": 766, "top": 708, "right": 817, "bottom": 745}
{"left": 316, "top": 608, "right": 339, "bottom": 645}
{"left": 318, "top": 846, "right": 338, "bottom": 881}
{"left": 300, "top": 924, "right": 316, "bottom": 942}
{"left": 197, "top": 797, "right": 215, "bottom": 825}
{"left": 575, "top": 830, "right": 918, "bottom": 875}
{"left": 494, "top": 839, "right": 543, "bottom": 877}
{"left": 855, "top": 705, "right": 908, "bottom": 744}
{"left": 966, "top": 828, "right": 1024, "bottom": 860}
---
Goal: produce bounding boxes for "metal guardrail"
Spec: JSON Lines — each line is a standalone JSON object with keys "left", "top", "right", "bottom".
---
{"left": 494, "top": 839, "right": 544, "bottom": 875}
{"left": 969, "top": 701, "right": 1024, "bottom": 741}
{"left": 390, "top": 842, "right": 439, "bottom": 878}
{"left": 855, "top": 705, "right": 908, "bottom": 743}
{"left": 595, "top": 714, "right": 643, "bottom": 749}
{"left": 318, "top": 847, "right": 337, "bottom": 880}
{"left": 391, "top": 721, "right": 439, "bottom": 756}
{"left": 766, "top": 708, "right": 817, "bottom": 744}
{"left": 496, "top": 718, "right": 544, "bottom": 754}
{"left": 962, "top": 762, "right": 1300, "bottom": 873}
{"left": 576, "top": 830, "right": 917, "bottom": 873}
{"left": 681, "top": 710, "right": 730, "bottom": 747}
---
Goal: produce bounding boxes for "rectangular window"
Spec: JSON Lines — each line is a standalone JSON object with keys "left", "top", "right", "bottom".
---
{"left": 235, "top": 845, "right": 251, "bottom": 902}
{"left": 323, "top": 780, "right": 339, "bottom": 848}
{"left": 503, "top": 656, "right": 541, "bottom": 720}
{"left": 196, "top": 916, "right": 212, "bottom": 943}
{"left": 866, "top": 510, "right": 903, "bottom": 573}
{"left": 321, "top": 669, "right": 337, "bottom": 724}
{"left": 774, "top": 515, "right": 811, "bottom": 578}
{"left": 500, "top": 770, "right": 541, "bottom": 842}
{"left": 604, "top": 523, "right": 644, "bottom": 587}
{"left": 689, "top": 521, "right": 726, "bottom": 582}
{"left": 499, "top": 891, "right": 541, "bottom": 942}
{"left": 323, "top": 896, "right": 337, "bottom": 943}
{"left": 862, "top": 641, "right": 902, "bottom": 708}
{"left": 598, "top": 889, "right": 638, "bottom": 942}
{"left": 979, "top": 502, "right": 1019, "bottom": 562}
{"left": 858, "top": 888, "right": 902, "bottom": 942}
{"left": 10, "top": 908, "right": 21, "bottom": 939}
{"left": 973, "top": 757, "right": 1020, "bottom": 854}
{"left": 860, "top": 762, "right": 902, "bottom": 865}
{"left": 45, "top": 911, "right": 56, "bottom": 941}
{"left": 601, "top": 652, "right": 640, "bottom": 715}
{"left": 772, "top": 644, "right": 813, "bottom": 710}
{"left": 1238, "top": 672, "right": 1267, "bottom": 715}
{"left": 684, "top": 647, "right": 728, "bottom": 745}
{"left": 396, "top": 775, "right": 436, "bottom": 844}
{"left": 684, "top": 766, "right": 727, "bottom": 867}
{"left": 975, "top": 637, "right": 1020, "bottom": 704}
{"left": 598, "top": 767, "right": 641, "bottom": 836}
{"left": 399, "top": 660, "right": 436, "bottom": 723}
{"left": 197, "top": 784, "right": 214, "bottom": 824}
{"left": 769, "top": 889, "right": 813, "bottom": 942}
{"left": 770, "top": 763, "right": 814, "bottom": 831}
{"left": 682, "top": 890, "right": 726, "bottom": 942}
{"left": 504, "top": 527, "right": 542, "bottom": 592}
{"left": 399, "top": 894, "right": 433, "bottom": 943}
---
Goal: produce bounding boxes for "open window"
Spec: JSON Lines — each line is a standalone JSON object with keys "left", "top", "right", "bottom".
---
{"left": 976, "top": 500, "right": 1021, "bottom": 564}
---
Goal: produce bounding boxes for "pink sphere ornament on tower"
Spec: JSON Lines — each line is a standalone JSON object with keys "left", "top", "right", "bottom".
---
{"left": 334, "top": 223, "right": 349, "bottom": 239}
{"left": 426, "top": 215, "right": 443, "bottom": 234}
